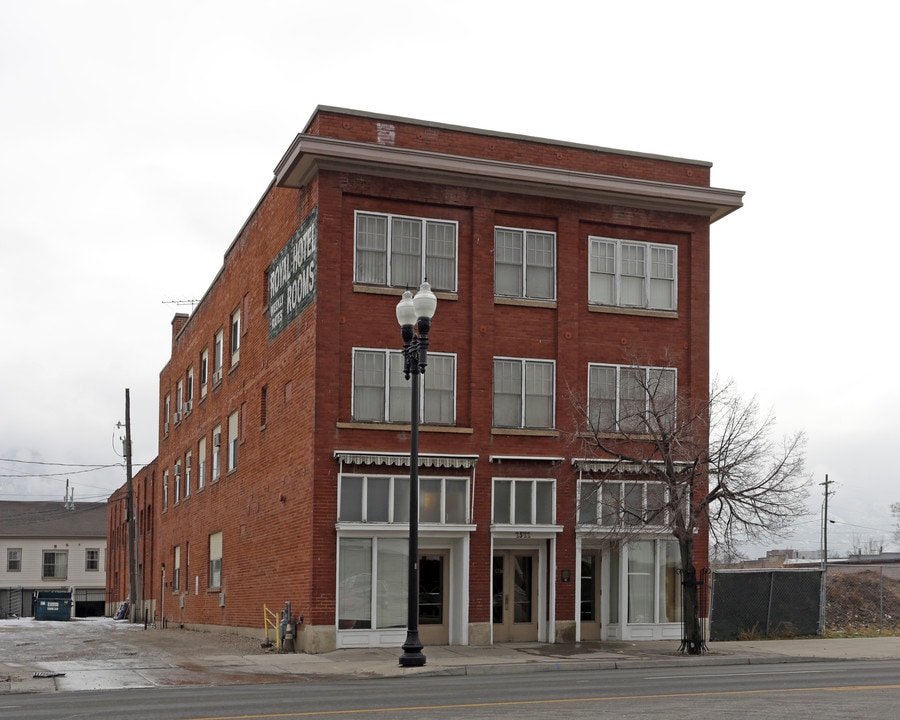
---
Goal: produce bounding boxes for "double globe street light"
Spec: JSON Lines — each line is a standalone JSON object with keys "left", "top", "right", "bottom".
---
{"left": 395, "top": 280, "right": 437, "bottom": 668}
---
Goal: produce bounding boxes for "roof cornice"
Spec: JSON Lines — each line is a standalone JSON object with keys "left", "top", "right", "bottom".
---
{"left": 274, "top": 135, "right": 744, "bottom": 223}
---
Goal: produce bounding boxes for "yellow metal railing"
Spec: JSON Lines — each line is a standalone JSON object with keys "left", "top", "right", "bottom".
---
{"left": 263, "top": 604, "right": 281, "bottom": 650}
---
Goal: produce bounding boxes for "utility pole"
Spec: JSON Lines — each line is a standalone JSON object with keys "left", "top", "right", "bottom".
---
{"left": 124, "top": 389, "right": 138, "bottom": 624}
{"left": 820, "top": 474, "right": 833, "bottom": 634}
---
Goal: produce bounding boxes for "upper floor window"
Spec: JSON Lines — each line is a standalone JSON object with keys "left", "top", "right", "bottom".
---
{"left": 173, "top": 545, "right": 181, "bottom": 592}
{"left": 339, "top": 473, "right": 469, "bottom": 524}
{"left": 164, "top": 394, "right": 171, "bottom": 435}
{"left": 230, "top": 307, "right": 241, "bottom": 366}
{"left": 589, "top": 237, "right": 677, "bottom": 311}
{"left": 352, "top": 349, "right": 456, "bottom": 425}
{"left": 227, "top": 411, "right": 239, "bottom": 472}
{"left": 493, "top": 358, "right": 555, "bottom": 429}
{"left": 175, "top": 380, "right": 184, "bottom": 420}
{"left": 198, "top": 436, "right": 207, "bottom": 489}
{"left": 354, "top": 211, "right": 457, "bottom": 292}
{"left": 184, "top": 451, "right": 192, "bottom": 498}
{"left": 7, "top": 548, "right": 21, "bottom": 572}
{"left": 213, "top": 329, "right": 224, "bottom": 382}
{"left": 185, "top": 366, "right": 194, "bottom": 410}
{"left": 211, "top": 425, "right": 222, "bottom": 481}
{"left": 588, "top": 364, "right": 676, "bottom": 434}
{"left": 162, "top": 469, "right": 169, "bottom": 510}
{"left": 200, "top": 348, "right": 209, "bottom": 398}
{"left": 494, "top": 227, "right": 556, "bottom": 300}
{"left": 85, "top": 548, "right": 100, "bottom": 572}
{"left": 579, "top": 480, "right": 673, "bottom": 528}
{"left": 42, "top": 550, "right": 67, "bottom": 580}
{"left": 492, "top": 478, "right": 555, "bottom": 525}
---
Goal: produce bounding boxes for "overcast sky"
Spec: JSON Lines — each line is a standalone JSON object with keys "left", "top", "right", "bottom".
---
{"left": 2, "top": 1, "right": 897, "bottom": 556}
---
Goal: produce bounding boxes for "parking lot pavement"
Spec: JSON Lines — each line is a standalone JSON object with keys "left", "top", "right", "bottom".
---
{"left": 4, "top": 617, "right": 900, "bottom": 694}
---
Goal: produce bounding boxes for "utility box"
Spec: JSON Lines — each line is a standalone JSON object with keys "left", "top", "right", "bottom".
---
{"left": 34, "top": 591, "right": 73, "bottom": 621}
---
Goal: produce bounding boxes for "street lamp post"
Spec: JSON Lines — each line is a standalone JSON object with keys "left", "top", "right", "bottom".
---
{"left": 395, "top": 281, "right": 437, "bottom": 668}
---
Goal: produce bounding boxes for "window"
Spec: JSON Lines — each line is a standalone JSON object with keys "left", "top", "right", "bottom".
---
{"left": 613, "top": 539, "right": 681, "bottom": 624}
{"left": 200, "top": 348, "right": 209, "bottom": 398}
{"left": 42, "top": 550, "right": 68, "bottom": 580}
{"left": 85, "top": 548, "right": 100, "bottom": 572}
{"left": 493, "top": 358, "right": 555, "bottom": 429}
{"left": 492, "top": 479, "right": 555, "bottom": 524}
{"left": 164, "top": 394, "right": 171, "bottom": 434}
{"left": 173, "top": 545, "right": 181, "bottom": 592}
{"left": 352, "top": 349, "right": 456, "bottom": 425}
{"left": 7, "top": 548, "right": 21, "bottom": 572}
{"left": 260, "top": 385, "right": 268, "bottom": 427}
{"left": 163, "top": 470, "right": 169, "bottom": 510}
{"left": 589, "top": 237, "right": 677, "bottom": 311}
{"left": 230, "top": 307, "right": 241, "bottom": 366}
{"left": 588, "top": 364, "right": 677, "bottom": 433}
{"left": 227, "top": 411, "right": 239, "bottom": 472}
{"left": 211, "top": 425, "right": 222, "bottom": 481}
{"left": 339, "top": 474, "right": 469, "bottom": 524}
{"left": 209, "top": 531, "right": 222, "bottom": 588}
{"left": 185, "top": 366, "right": 194, "bottom": 410}
{"left": 176, "top": 380, "right": 184, "bottom": 419}
{"left": 354, "top": 211, "right": 457, "bottom": 292}
{"left": 197, "top": 437, "right": 207, "bottom": 489}
{"left": 184, "top": 451, "right": 192, "bottom": 498}
{"left": 213, "top": 330, "right": 224, "bottom": 382}
{"left": 338, "top": 537, "right": 408, "bottom": 630}
{"left": 174, "top": 462, "right": 181, "bottom": 503}
{"left": 579, "top": 480, "right": 672, "bottom": 527}
{"left": 494, "top": 227, "right": 556, "bottom": 300}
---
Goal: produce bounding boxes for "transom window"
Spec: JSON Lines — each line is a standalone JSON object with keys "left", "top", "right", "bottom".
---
{"left": 493, "top": 358, "right": 555, "bottom": 429}
{"left": 354, "top": 211, "right": 457, "bottom": 292}
{"left": 494, "top": 227, "right": 556, "bottom": 300}
{"left": 352, "top": 349, "right": 456, "bottom": 425}
{"left": 339, "top": 473, "right": 469, "bottom": 525}
{"left": 579, "top": 480, "right": 673, "bottom": 527}
{"left": 589, "top": 237, "right": 677, "bottom": 311}
{"left": 492, "top": 478, "right": 555, "bottom": 525}
{"left": 588, "top": 364, "right": 676, "bottom": 433}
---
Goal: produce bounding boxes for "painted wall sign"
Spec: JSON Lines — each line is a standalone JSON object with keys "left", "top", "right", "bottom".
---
{"left": 268, "top": 208, "right": 318, "bottom": 340}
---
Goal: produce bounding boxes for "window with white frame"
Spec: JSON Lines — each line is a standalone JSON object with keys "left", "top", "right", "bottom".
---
{"left": 176, "top": 380, "right": 184, "bottom": 419}
{"left": 164, "top": 394, "right": 171, "bottom": 434}
{"left": 211, "top": 425, "right": 221, "bottom": 480}
{"left": 339, "top": 473, "right": 469, "bottom": 525}
{"left": 7, "top": 548, "right": 22, "bottom": 572}
{"left": 163, "top": 469, "right": 169, "bottom": 510}
{"left": 492, "top": 478, "right": 555, "bottom": 524}
{"left": 589, "top": 237, "right": 677, "bottom": 311}
{"left": 338, "top": 537, "right": 408, "bottom": 630}
{"left": 186, "top": 366, "right": 194, "bottom": 410}
{"left": 197, "top": 437, "right": 207, "bottom": 489}
{"left": 354, "top": 211, "right": 457, "bottom": 292}
{"left": 208, "top": 531, "right": 222, "bottom": 588}
{"left": 213, "top": 330, "right": 224, "bottom": 381}
{"left": 173, "top": 545, "right": 181, "bottom": 592}
{"left": 42, "top": 550, "right": 68, "bottom": 580}
{"left": 588, "top": 364, "right": 676, "bottom": 433}
{"left": 579, "top": 479, "right": 673, "bottom": 527}
{"left": 493, "top": 358, "right": 555, "bottom": 429}
{"left": 608, "top": 539, "right": 681, "bottom": 624}
{"left": 174, "top": 462, "right": 181, "bottom": 504}
{"left": 494, "top": 227, "right": 556, "bottom": 300}
{"left": 227, "top": 411, "right": 238, "bottom": 472}
{"left": 230, "top": 307, "right": 241, "bottom": 366}
{"left": 200, "top": 348, "right": 209, "bottom": 398}
{"left": 352, "top": 349, "right": 456, "bottom": 425}
{"left": 184, "top": 451, "right": 192, "bottom": 498}
{"left": 85, "top": 548, "right": 100, "bottom": 572}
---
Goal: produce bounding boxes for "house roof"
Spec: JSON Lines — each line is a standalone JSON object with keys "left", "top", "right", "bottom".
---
{"left": 0, "top": 501, "right": 107, "bottom": 539}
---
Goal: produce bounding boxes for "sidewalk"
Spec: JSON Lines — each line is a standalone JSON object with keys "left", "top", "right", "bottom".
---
{"left": 3, "top": 618, "right": 900, "bottom": 694}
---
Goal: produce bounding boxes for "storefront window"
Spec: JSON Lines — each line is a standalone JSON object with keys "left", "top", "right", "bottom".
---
{"left": 338, "top": 537, "right": 408, "bottom": 631}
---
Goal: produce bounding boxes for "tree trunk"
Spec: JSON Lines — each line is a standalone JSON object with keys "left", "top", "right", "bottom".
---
{"left": 678, "top": 536, "right": 704, "bottom": 654}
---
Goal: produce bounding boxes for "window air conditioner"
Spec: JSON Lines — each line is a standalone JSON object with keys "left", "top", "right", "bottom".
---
{"left": 213, "top": 433, "right": 221, "bottom": 448}
{"left": 174, "top": 412, "right": 181, "bottom": 424}
{"left": 164, "top": 421, "right": 170, "bottom": 434}
{"left": 213, "top": 368, "right": 223, "bottom": 384}
{"left": 184, "top": 400, "right": 192, "bottom": 413}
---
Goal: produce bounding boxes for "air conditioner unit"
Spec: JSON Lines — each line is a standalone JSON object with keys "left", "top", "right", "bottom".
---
{"left": 184, "top": 400, "right": 192, "bottom": 413}
{"left": 174, "top": 412, "right": 181, "bottom": 424}
{"left": 213, "top": 368, "right": 223, "bottom": 384}
{"left": 164, "top": 421, "right": 170, "bottom": 434}
{"left": 213, "top": 432, "right": 221, "bottom": 448}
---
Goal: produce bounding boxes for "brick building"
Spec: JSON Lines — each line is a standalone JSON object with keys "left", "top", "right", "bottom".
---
{"left": 107, "top": 107, "right": 743, "bottom": 652}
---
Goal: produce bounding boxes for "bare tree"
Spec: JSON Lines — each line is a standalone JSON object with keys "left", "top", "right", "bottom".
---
{"left": 891, "top": 503, "right": 900, "bottom": 544}
{"left": 569, "top": 372, "right": 810, "bottom": 654}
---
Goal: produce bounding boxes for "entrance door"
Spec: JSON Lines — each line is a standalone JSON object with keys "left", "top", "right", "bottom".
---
{"left": 580, "top": 550, "right": 602, "bottom": 640}
{"left": 418, "top": 551, "right": 449, "bottom": 645}
{"left": 492, "top": 550, "right": 538, "bottom": 642}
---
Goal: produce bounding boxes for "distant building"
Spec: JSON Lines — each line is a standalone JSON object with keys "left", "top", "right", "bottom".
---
{"left": 0, "top": 501, "right": 107, "bottom": 617}
{"left": 107, "top": 106, "right": 743, "bottom": 651}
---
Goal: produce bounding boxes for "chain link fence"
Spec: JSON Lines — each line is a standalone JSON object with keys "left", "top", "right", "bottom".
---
{"left": 709, "top": 565, "right": 900, "bottom": 640}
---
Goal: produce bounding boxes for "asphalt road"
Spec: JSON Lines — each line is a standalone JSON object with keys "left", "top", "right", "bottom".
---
{"left": 3, "top": 659, "right": 899, "bottom": 720}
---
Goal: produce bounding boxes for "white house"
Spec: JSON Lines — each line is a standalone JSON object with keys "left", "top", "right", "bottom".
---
{"left": 0, "top": 501, "right": 107, "bottom": 618}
